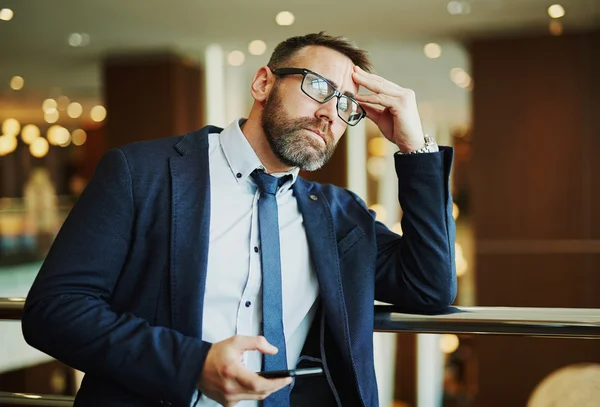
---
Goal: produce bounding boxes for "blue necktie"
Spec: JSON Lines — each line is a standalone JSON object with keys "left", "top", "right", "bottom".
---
{"left": 251, "top": 170, "right": 290, "bottom": 407}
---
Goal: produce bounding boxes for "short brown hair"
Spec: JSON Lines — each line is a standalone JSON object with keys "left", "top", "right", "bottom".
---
{"left": 268, "top": 32, "right": 372, "bottom": 73}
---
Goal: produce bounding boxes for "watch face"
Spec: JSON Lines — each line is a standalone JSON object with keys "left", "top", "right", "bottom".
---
{"left": 424, "top": 135, "right": 436, "bottom": 146}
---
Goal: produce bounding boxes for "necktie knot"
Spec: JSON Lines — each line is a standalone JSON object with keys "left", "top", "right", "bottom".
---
{"left": 251, "top": 169, "right": 289, "bottom": 196}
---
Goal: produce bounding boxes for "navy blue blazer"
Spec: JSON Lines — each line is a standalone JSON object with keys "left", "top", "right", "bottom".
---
{"left": 22, "top": 125, "right": 456, "bottom": 407}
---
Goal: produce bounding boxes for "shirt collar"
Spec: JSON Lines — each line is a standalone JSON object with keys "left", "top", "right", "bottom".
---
{"left": 218, "top": 118, "right": 299, "bottom": 191}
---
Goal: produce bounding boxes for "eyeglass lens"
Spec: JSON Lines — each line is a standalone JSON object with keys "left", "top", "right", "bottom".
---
{"left": 302, "top": 72, "right": 363, "bottom": 125}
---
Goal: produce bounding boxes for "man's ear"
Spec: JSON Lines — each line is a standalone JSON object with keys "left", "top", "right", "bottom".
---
{"left": 250, "top": 66, "right": 275, "bottom": 102}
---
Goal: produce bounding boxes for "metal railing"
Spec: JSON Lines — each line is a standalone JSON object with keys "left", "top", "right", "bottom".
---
{"left": 1, "top": 298, "right": 599, "bottom": 405}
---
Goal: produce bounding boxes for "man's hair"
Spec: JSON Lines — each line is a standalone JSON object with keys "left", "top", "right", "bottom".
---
{"left": 267, "top": 32, "right": 372, "bottom": 73}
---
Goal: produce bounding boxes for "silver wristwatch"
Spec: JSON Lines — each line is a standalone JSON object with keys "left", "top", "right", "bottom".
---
{"left": 397, "top": 135, "right": 439, "bottom": 155}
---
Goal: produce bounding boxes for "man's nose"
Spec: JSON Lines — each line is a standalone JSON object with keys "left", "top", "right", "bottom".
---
{"left": 315, "top": 97, "right": 338, "bottom": 124}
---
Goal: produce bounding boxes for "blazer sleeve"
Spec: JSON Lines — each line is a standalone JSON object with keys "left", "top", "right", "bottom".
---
{"left": 371, "top": 147, "right": 457, "bottom": 312}
{"left": 21, "top": 148, "right": 210, "bottom": 407}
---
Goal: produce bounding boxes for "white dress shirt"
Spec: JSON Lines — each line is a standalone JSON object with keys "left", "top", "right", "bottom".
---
{"left": 195, "top": 119, "right": 320, "bottom": 406}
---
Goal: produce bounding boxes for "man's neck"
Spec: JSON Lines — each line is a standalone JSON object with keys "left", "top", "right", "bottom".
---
{"left": 240, "top": 117, "right": 295, "bottom": 174}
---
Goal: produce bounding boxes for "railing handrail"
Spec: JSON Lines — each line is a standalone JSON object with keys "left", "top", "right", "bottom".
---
{"left": 0, "top": 297, "right": 27, "bottom": 320}
{"left": 0, "top": 391, "right": 73, "bottom": 406}
{"left": 1, "top": 298, "right": 599, "bottom": 406}
{"left": 3, "top": 297, "right": 599, "bottom": 338}
{"left": 374, "top": 305, "right": 600, "bottom": 338}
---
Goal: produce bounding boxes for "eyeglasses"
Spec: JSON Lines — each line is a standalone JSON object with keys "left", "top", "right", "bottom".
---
{"left": 270, "top": 67, "right": 366, "bottom": 126}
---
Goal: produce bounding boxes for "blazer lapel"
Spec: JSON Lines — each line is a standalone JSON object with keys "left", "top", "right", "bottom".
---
{"left": 168, "top": 126, "right": 221, "bottom": 338}
{"left": 293, "top": 179, "right": 351, "bottom": 353}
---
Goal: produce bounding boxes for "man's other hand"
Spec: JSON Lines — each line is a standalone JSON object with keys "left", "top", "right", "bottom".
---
{"left": 198, "top": 335, "right": 292, "bottom": 406}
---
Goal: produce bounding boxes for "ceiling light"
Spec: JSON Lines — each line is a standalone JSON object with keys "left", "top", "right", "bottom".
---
{"left": 447, "top": 1, "right": 471, "bottom": 15}
{"left": 275, "top": 11, "right": 295, "bottom": 26}
{"left": 68, "top": 33, "right": 90, "bottom": 47}
{"left": 548, "top": 4, "right": 565, "bottom": 19}
{"left": 69, "top": 33, "right": 82, "bottom": 47}
{"left": 90, "top": 105, "right": 107, "bottom": 122}
{"left": 0, "top": 8, "right": 14, "bottom": 21}
{"left": 10, "top": 76, "right": 24, "bottom": 90}
{"left": 67, "top": 102, "right": 83, "bottom": 118}
{"left": 424, "top": 43, "right": 442, "bottom": 59}
{"left": 248, "top": 40, "right": 267, "bottom": 56}
{"left": 227, "top": 50, "right": 245, "bottom": 66}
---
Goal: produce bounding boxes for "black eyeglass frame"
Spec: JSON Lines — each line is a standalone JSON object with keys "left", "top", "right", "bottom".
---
{"left": 269, "top": 67, "right": 366, "bottom": 126}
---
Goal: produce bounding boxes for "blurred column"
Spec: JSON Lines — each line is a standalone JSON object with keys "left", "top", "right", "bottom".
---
{"left": 205, "top": 44, "right": 226, "bottom": 128}
{"left": 346, "top": 120, "right": 367, "bottom": 199}
{"left": 103, "top": 51, "right": 203, "bottom": 150}
{"left": 417, "top": 334, "right": 444, "bottom": 407}
{"left": 224, "top": 64, "right": 248, "bottom": 125}
{"left": 471, "top": 29, "right": 600, "bottom": 406}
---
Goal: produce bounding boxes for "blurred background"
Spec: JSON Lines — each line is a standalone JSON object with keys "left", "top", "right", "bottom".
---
{"left": 1, "top": 0, "right": 599, "bottom": 406}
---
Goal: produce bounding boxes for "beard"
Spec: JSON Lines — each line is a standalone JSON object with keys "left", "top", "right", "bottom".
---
{"left": 261, "top": 84, "right": 338, "bottom": 171}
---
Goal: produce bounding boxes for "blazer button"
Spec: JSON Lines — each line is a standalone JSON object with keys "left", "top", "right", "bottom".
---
{"left": 309, "top": 195, "right": 318, "bottom": 201}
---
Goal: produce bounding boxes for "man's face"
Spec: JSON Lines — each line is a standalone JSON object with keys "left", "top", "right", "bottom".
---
{"left": 261, "top": 46, "right": 359, "bottom": 171}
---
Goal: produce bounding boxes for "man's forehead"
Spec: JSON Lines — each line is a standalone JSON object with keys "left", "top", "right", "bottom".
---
{"left": 289, "top": 47, "right": 358, "bottom": 93}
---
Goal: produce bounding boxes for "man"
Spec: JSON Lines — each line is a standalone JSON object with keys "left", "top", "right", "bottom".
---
{"left": 22, "top": 32, "right": 456, "bottom": 407}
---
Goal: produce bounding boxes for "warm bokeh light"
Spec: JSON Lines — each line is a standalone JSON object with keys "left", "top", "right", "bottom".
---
{"left": 30, "top": 137, "right": 49, "bottom": 158}
{"left": 549, "top": 20, "right": 563, "bottom": 35}
{"left": 368, "top": 204, "right": 388, "bottom": 223}
{"left": 44, "top": 110, "right": 59, "bottom": 123}
{"left": 72, "top": 129, "right": 87, "bottom": 146}
{"left": 0, "top": 135, "right": 18, "bottom": 155}
{"left": 90, "top": 105, "right": 107, "bottom": 122}
{"left": 455, "top": 243, "right": 468, "bottom": 277}
{"left": 424, "top": 43, "right": 442, "bottom": 59}
{"left": 21, "top": 124, "right": 40, "bottom": 144}
{"left": 59, "top": 134, "right": 72, "bottom": 147}
{"left": 450, "top": 67, "right": 472, "bottom": 89}
{"left": 452, "top": 202, "right": 460, "bottom": 219}
{"left": 67, "top": 102, "right": 83, "bottom": 118}
{"left": 248, "top": 40, "right": 267, "bottom": 56}
{"left": 0, "top": 8, "right": 14, "bottom": 21}
{"left": 548, "top": 4, "right": 565, "bottom": 19}
{"left": 447, "top": 1, "right": 470, "bottom": 15}
{"left": 391, "top": 222, "right": 403, "bottom": 235}
{"left": 68, "top": 33, "right": 90, "bottom": 47}
{"left": 57, "top": 95, "right": 70, "bottom": 111}
{"left": 367, "top": 156, "right": 386, "bottom": 178}
{"left": 47, "top": 125, "right": 70, "bottom": 146}
{"left": 440, "top": 334, "right": 460, "bottom": 354}
{"left": 275, "top": 11, "right": 295, "bottom": 26}
{"left": 227, "top": 51, "right": 245, "bottom": 66}
{"left": 2, "top": 118, "right": 21, "bottom": 136}
{"left": 42, "top": 98, "right": 57, "bottom": 113}
{"left": 10, "top": 76, "right": 24, "bottom": 90}
{"left": 368, "top": 137, "right": 388, "bottom": 157}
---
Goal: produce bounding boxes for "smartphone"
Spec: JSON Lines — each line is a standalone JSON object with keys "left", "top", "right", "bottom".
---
{"left": 258, "top": 367, "right": 324, "bottom": 378}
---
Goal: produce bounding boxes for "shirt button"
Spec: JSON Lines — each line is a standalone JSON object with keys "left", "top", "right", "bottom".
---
{"left": 254, "top": 246, "right": 259, "bottom": 253}
{"left": 245, "top": 301, "right": 251, "bottom": 307}
{"left": 236, "top": 172, "right": 242, "bottom": 178}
